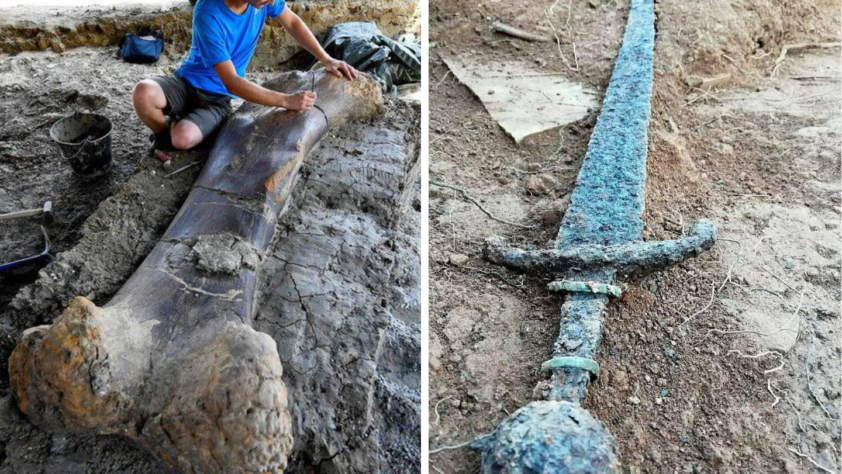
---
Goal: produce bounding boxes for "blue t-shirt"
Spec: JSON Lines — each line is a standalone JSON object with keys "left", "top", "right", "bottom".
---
{"left": 176, "top": 0, "right": 286, "bottom": 96}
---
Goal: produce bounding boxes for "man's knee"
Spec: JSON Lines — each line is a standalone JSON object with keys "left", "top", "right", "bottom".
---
{"left": 132, "top": 80, "right": 164, "bottom": 109}
{"left": 171, "top": 123, "right": 203, "bottom": 150}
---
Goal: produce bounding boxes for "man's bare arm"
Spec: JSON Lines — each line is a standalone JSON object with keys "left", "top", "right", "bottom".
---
{"left": 213, "top": 60, "right": 316, "bottom": 110}
{"left": 276, "top": 7, "right": 358, "bottom": 80}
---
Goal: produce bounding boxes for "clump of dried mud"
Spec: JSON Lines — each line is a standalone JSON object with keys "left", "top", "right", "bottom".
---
{"left": 429, "top": 0, "right": 840, "bottom": 473}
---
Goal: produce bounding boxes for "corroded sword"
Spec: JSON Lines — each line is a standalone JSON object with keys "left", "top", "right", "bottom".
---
{"left": 475, "top": 0, "right": 716, "bottom": 472}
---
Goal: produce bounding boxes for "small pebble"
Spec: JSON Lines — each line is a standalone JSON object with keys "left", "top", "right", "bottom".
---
{"left": 628, "top": 396, "right": 641, "bottom": 405}
{"left": 449, "top": 253, "right": 469, "bottom": 266}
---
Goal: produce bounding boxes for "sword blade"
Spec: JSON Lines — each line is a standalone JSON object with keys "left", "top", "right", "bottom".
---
{"left": 557, "top": 0, "right": 655, "bottom": 250}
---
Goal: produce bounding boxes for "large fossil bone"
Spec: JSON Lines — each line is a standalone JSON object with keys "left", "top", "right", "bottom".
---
{"left": 9, "top": 70, "right": 382, "bottom": 474}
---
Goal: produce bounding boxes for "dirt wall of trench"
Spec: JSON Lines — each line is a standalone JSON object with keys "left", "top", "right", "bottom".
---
{"left": 0, "top": 0, "right": 419, "bottom": 69}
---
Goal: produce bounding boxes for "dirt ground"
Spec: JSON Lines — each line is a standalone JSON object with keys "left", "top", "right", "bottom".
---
{"left": 0, "top": 37, "right": 420, "bottom": 474}
{"left": 429, "top": 1, "right": 841, "bottom": 473}
{"left": 0, "top": 47, "right": 175, "bottom": 308}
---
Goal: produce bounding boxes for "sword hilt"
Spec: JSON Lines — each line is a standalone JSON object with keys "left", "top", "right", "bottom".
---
{"left": 485, "top": 219, "right": 716, "bottom": 404}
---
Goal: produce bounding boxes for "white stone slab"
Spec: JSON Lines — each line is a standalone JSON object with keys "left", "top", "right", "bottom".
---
{"left": 442, "top": 55, "right": 599, "bottom": 143}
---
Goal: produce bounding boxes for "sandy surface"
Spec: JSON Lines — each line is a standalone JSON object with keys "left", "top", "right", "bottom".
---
{"left": 429, "top": 0, "right": 840, "bottom": 472}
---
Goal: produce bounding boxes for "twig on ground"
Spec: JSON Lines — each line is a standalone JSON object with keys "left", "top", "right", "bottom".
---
{"left": 721, "top": 53, "right": 740, "bottom": 67}
{"left": 448, "top": 204, "right": 456, "bottom": 249}
{"left": 679, "top": 281, "right": 715, "bottom": 326}
{"left": 785, "top": 88, "right": 838, "bottom": 104}
{"left": 692, "top": 113, "right": 733, "bottom": 132}
{"left": 685, "top": 87, "right": 716, "bottom": 106}
{"left": 749, "top": 286, "right": 785, "bottom": 301}
{"left": 717, "top": 241, "right": 744, "bottom": 293}
{"left": 459, "top": 265, "right": 523, "bottom": 288}
{"left": 491, "top": 21, "right": 553, "bottom": 43}
{"left": 698, "top": 290, "right": 804, "bottom": 343}
{"left": 771, "top": 42, "right": 841, "bottom": 77}
{"left": 752, "top": 237, "right": 800, "bottom": 293}
{"left": 433, "top": 395, "right": 453, "bottom": 426}
{"left": 768, "top": 379, "right": 780, "bottom": 408}
{"left": 504, "top": 166, "right": 531, "bottom": 177}
{"left": 787, "top": 447, "right": 836, "bottom": 474}
{"left": 783, "top": 390, "right": 806, "bottom": 432}
{"left": 430, "top": 433, "right": 492, "bottom": 455}
{"left": 545, "top": 0, "right": 579, "bottom": 71}
{"left": 806, "top": 331, "right": 836, "bottom": 420}
{"left": 430, "top": 131, "right": 451, "bottom": 146}
{"left": 164, "top": 161, "right": 200, "bottom": 179}
{"left": 545, "top": 0, "right": 566, "bottom": 64}
{"left": 790, "top": 75, "right": 839, "bottom": 82}
{"left": 431, "top": 466, "right": 445, "bottom": 474}
{"left": 431, "top": 180, "right": 538, "bottom": 229}
{"left": 564, "top": 0, "right": 579, "bottom": 70}
{"left": 544, "top": 127, "right": 565, "bottom": 164}
{"left": 727, "top": 349, "right": 784, "bottom": 375}
{"left": 485, "top": 72, "right": 570, "bottom": 78}
{"left": 435, "top": 70, "right": 452, "bottom": 89}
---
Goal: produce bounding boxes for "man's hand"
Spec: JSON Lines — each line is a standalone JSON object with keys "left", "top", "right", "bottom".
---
{"left": 279, "top": 91, "right": 317, "bottom": 111}
{"left": 275, "top": 8, "right": 358, "bottom": 81}
{"left": 321, "top": 58, "right": 358, "bottom": 81}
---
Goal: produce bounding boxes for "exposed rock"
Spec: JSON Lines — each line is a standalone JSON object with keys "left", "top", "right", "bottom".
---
{"left": 526, "top": 175, "right": 548, "bottom": 195}
{"left": 449, "top": 253, "right": 469, "bottom": 266}
{"left": 681, "top": 410, "right": 695, "bottom": 428}
{"left": 542, "top": 207, "right": 562, "bottom": 227}
{"left": 540, "top": 195, "right": 571, "bottom": 227}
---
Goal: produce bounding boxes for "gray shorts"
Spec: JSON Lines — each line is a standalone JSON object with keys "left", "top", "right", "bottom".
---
{"left": 151, "top": 75, "right": 233, "bottom": 138}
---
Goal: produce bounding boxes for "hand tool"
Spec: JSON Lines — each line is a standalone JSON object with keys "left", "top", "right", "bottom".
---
{"left": 0, "top": 201, "right": 53, "bottom": 222}
{"left": 0, "top": 226, "right": 52, "bottom": 273}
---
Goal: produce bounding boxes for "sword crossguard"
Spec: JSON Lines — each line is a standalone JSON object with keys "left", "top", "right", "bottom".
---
{"left": 484, "top": 219, "right": 717, "bottom": 280}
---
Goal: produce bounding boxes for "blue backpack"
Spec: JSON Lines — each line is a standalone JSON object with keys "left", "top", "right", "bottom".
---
{"left": 118, "top": 28, "right": 164, "bottom": 64}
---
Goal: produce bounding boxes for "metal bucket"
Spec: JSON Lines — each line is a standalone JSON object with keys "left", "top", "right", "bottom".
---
{"left": 49, "top": 112, "right": 113, "bottom": 177}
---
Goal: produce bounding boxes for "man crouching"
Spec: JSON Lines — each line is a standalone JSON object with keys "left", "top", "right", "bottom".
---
{"left": 132, "top": 0, "right": 357, "bottom": 152}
